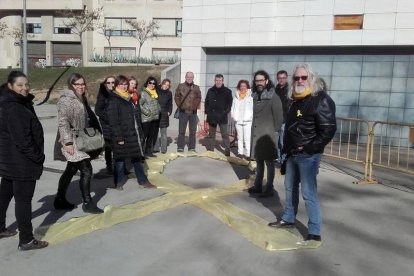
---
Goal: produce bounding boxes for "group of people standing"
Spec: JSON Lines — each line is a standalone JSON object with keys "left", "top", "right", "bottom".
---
{"left": 0, "top": 62, "right": 336, "bottom": 251}
{"left": 198, "top": 65, "right": 336, "bottom": 242}
{"left": 0, "top": 71, "right": 173, "bottom": 251}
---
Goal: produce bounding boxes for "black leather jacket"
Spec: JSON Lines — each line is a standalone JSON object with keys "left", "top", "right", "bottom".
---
{"left": 284, "top": 91, "right": 336, "bottom": 156}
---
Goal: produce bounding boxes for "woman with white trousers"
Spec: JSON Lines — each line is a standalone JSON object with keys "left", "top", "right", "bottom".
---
{"left": 231, "top": 80, "right": 253, "bottom": 158}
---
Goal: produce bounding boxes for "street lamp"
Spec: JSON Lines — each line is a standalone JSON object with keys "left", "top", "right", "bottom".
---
{"left": 22, "top": 0, "right": 28, "bottom": 76}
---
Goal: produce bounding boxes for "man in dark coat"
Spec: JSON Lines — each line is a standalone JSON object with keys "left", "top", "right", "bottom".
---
{"left": 275, "top": 70, "right": 291, "bottom": 173}
{"left": 0, "top": 71, "right": 48, "bottom": 251}
{"left": 248, "top": 70, "right": 283, "bottom": 197}
{"left": 268, "top": 63, "right": 336, "bottom": 243}
{"left": 204, "top": 74, "right": 233, "bottom": 156}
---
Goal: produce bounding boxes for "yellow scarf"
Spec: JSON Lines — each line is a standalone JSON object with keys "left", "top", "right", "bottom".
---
{"left": 238, "top": 90, "right": 247, "bottom": 100}
{"left": 293, "top": 87, "right": 311, "bottom": 99}
{"left": 146, "top": 88, "right": 158, "bottom": 99}
{"left": 114, "top": 87, "right": 130, "bottom": 100}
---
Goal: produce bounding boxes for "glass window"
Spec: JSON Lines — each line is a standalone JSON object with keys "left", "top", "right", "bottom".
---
{"left": 54, "top": 27, "right": 72, "bottom": 34}
{"left": 154, "top": 18, "right": 182, "bottom": 37}
{"left": 104, "top": 17, "right": 135, "bottom": 37}
{"left": 27, "top": 23, "right": 42, "bottom": 34}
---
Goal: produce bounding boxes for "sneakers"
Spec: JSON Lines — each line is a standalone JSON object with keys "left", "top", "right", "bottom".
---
{"left": 189, "top": 149, "right": 197, "bottom": 153}
{"left": 141, "top": 181, "right": 157, "bottom": 189}
{"left": 18, "top": 239, "right": 49, "bottom": 251}
{"left": 0, "top": 229, "right": 18, "bottom": 239}
{"left": 53, "top": 196, "right": 76, "bottom": 210}
{"left": 247, "top": 186, "right": 262, "bottom": 194}
{"left": 305, "top": 234, "right": 321, "bottom": 241}
{"left": 177, "top": 148, "right": 184, "bottom": 153}
{"left": 82, "top": 201, "right": 104, "bottom": 214}
{"left": 268, "top": 219, "right": 295, "bottom": 228}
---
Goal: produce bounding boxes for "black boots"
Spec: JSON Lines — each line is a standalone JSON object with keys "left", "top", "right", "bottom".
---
{"left": 55, "top": 164, "right": 77, "bottom": 210}
{"left": 82, "top": 200, "right": 103, "bottom": 214}
{"left": 79, "top": 162, "right": 104, "bottom": 214}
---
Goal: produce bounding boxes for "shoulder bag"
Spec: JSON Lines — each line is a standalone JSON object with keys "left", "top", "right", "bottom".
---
{"left": 75, "top": 127, "right": 104, "bottom": 152}
{"left": 174, "top": 89, "right": 192, "bottom": 119}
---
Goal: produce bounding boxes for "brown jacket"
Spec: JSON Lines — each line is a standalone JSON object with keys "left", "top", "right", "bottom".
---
{"left": 174, "top": 82, "right": 201, "bottom": 113}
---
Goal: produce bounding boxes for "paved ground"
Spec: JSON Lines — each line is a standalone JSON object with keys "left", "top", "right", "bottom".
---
{"left": 0, "top": 103, "right": 413, "bottom": 276}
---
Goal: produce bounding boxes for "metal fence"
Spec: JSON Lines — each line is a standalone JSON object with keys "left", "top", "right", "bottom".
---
{"left": 325, "top": 117, "right": 414, "bottom": 183}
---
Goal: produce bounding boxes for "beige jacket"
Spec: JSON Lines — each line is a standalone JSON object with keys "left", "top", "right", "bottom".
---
{"left": 54, "top": 89, "right": 91, "bottom": 162}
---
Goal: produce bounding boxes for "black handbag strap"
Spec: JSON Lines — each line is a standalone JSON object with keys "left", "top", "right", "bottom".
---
{"left": 177, "top": 88, "right": 192, "bottom": 109}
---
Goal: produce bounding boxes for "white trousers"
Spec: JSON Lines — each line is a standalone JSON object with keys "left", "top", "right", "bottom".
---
{"left": 235, "top": 122, "right": 252, "bottom": 156}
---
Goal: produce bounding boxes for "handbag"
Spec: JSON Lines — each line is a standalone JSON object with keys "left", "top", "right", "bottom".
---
{"left": 75, "top": 127, "right": 104, "bottom": 152}
{"left": 173, "top": 108, "right": 180, "bottom": 119}
{"left": 174, "top": 88, "right": 192, "bottom": 119}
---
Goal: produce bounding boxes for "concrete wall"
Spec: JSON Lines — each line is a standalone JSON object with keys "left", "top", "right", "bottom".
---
{"left": 179, "top": 0, "right": 414, "bottom": 123}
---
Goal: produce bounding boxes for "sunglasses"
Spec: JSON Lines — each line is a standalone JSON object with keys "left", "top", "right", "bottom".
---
{"left": 149, "top": 81, "right": 156, "bottom": 85}
{"left": 294, "top": 76, "right": 308, "bottom": 81}
{"left": 105, "top": 81, "right": 114, "bottom": 84}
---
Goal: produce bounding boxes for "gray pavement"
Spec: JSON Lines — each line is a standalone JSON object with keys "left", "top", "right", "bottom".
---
{"left": 0, "top": 103, "right": 413, "bottom": 276}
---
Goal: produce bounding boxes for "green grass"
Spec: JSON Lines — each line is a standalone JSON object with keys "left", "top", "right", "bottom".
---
{"left": 0, "top": 65, "right": 167, "bottom": 103}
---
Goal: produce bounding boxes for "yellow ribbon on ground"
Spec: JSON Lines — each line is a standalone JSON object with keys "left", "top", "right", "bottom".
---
{"left": 38, "top": 151, "right": 320, "bottom": 250}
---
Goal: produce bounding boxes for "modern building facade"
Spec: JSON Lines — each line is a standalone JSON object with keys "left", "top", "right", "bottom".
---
{"left": 0, "top": 0, "right": 182, "bottom": 68}
{"left": 180, "top": 0, "right": 414, "bottom": 125}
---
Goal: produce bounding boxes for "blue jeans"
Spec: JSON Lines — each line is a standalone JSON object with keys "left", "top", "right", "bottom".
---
{"left": 114, "top": 159, "right": 148, "bottom": 185}
{"left": 281, "top": 153, "right": 322, "bottom": 235}
{"left": 278, "top": 123, "right": 286, "bottom": 163}
{"left": 253, "top": 159, "right": 275, "bottom": 192}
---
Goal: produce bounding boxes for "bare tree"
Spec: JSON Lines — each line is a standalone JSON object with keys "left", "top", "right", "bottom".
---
{"left": 59, "top": 6, "right": 103, "bottom": 66}
{"left": 125, "top": 19, "right": 159, "bottom": 65}
{"left": 96, "top": 22, "right": 115, "bottom": 66}
{"left": 6, "top": 26, "right": 23, "bottom": 67}
{"left": 8, "top": 26, "right": 23, "bottom": 40}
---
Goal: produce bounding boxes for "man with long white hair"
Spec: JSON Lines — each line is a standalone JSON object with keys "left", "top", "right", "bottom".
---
{"left": 268, "top": 63, "right": 336, "bottom": 242}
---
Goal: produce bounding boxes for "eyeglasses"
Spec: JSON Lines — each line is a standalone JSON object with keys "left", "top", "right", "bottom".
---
{"left": 294, "top": 76, "right": 308, "bottom": 81}
{"left": 254, "top": 78, "right": 266, "bottom": 83}
{"left": 105, "top": 81, "right": 114, "bottom": 84}
{"left": 149, "top": 81, "right": 156, "bottom": 85}
{"left": 73, "top": 83, "right": 86, "bottom": 86}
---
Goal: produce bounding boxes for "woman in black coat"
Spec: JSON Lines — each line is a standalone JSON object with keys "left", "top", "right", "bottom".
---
{"left": 0, "top": 71, "right": 48, "bottom": 251}
{"left": 107, "top": 75, "right": 156, "bottom": 190}
{"left": 156, "top": 78, "right": 173, "bottom": 153}
{"left": 95, "top": 75, "right": 115, "bottom": 173}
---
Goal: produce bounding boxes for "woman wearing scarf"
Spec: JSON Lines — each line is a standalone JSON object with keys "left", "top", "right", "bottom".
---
{"left": 107, "top": 75, "right": 156, "bottom": 190}
{"left": 139, "top": 77, "right": 161, "bottom": 157}
{"left": 53, "top": 73, "right": 104, "bottom": 214}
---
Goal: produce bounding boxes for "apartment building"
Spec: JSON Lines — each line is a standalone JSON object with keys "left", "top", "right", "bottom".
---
{"left": 0, "top": 0, "right": 182, "bottom": 68}
{"left": 180, "top": 0, "right": 414, "bottom": 125}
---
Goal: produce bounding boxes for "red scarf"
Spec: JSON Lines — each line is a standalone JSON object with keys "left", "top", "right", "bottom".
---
{"left": 129, "top": 88, "right": 139, "bottom": 105}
